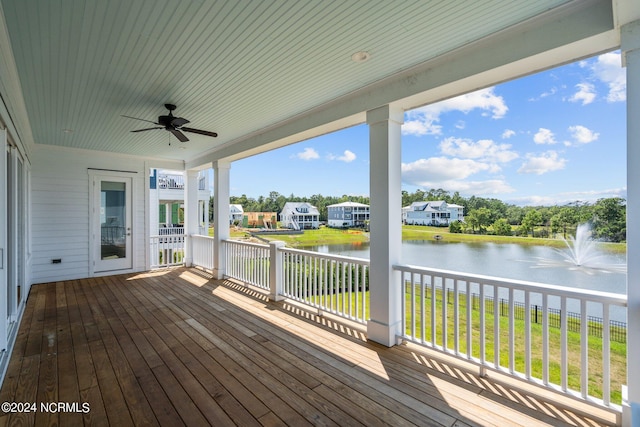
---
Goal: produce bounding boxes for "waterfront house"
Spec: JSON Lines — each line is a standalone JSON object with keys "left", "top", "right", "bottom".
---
{"left": 404, "top": 200, "right": 464, "bottom": 226}
{"left": 327, "top": 201, "right": 370, "bottom": 228}
{"left": 279, "top": 202, "right": 320, "bottom": 230}
{"left": 1, "top": 1, "right": 639, "bottom": 425}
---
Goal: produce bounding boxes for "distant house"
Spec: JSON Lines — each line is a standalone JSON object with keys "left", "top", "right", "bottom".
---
{"left": 403, "top": 200, "right": 464, "bottom": 226}
{"left": 327, "top": 202, "right": 370, "bottom": 228}
{"left": 242, "top": 212, "right": 277, "bottom": 229}
{"left": 280, "top": 202, "right": 320, "bottom": 230}
{"left": 230, "top": 204, "right": 244, "bottom": 224}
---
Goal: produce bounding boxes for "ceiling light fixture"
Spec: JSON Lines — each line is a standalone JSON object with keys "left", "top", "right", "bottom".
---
{"left": 351, "top": 51, "right": 371, "bottom": 63}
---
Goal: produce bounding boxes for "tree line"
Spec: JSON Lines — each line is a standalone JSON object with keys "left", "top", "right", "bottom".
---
{"left": 210, "top": 188, "right": 627, "bottom": 243}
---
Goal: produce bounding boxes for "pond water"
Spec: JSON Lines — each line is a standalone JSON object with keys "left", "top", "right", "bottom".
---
{"left": 308, "top": 240, "right": 628, "bottom": 321}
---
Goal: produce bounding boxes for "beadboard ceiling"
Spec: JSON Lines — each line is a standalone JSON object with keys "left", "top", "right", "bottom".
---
{"left": 1, "top": 0, "right": 576, "bottom": 161}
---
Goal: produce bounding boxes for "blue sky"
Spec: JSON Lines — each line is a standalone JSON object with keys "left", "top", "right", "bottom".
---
{"left": 229, "top": 51, "right": 627, "bottom": 206}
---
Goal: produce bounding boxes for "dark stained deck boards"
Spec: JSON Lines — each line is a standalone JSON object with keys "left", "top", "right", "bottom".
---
{"left": 0, "top": 267, "right": 618, "bottom": 426}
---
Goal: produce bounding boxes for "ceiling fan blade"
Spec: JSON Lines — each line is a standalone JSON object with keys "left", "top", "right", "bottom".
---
{"left": 181, "top": 127, "right": 218, "bottom": 138}
{"left": 122, "top": 115, "right": 159, "bottom": 125}
{"left": 131, "top": 127, "right": 163, "bottom": 132}
{"left": 171, "top": 117, "right": 190, "bottom": 127}
{"left": 169, "top": 129, "right": 189, "bottom": 142}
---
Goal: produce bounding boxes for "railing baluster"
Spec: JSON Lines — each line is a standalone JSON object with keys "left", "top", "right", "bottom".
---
{"left": 524, "top": 291, "right": 531, "bottom": 379}
{"left": 454, "top": 279, "right": 459, "bottom": 356}
{"left": 430, "top": 274, "right": 436, "bottom": 346}
{"left": 479, "top": 282, "right": 486, "bottom": 375}
{"left": 561, "top": 296, "right": 568, "bottom": 392}
{"left": 543, "top": 293, "right": 549, "bottom": 386}
{"left": 581, "top": 299, "right": 588, "bottom": 398}
{"left": 466, "top": 281, "right": 472, "bottom": 360}
{"left": 421, "top": 274, "right": 427, "bottom": 345}
{"left": 509, "top": 287, "right": 514, "bottom": 374}
{"left": 603, "top": 303, "right": 611, "bottom": 406}
{"left": 411, "top": 273, "right": 416, "bottom": 340}
{"left": 493, "top": 285, "right": 499, "bottom": 368}
{"left": 441, "top": 276, "right": 447, "bottom": 351}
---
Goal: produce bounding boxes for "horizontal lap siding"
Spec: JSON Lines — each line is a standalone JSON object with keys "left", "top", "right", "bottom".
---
{"left": 31, "top": 147, "right": 148, "bottom": 283}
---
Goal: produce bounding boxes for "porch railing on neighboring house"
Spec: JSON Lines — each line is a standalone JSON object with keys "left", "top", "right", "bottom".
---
{"left": 150, "top": 234, "right": 185, "bottom": 268}
{"left": 179, "top": 239, "right": 628, "bottom": 416}
{"left": 157, "top": 172, "right": 208, "bottom": 190}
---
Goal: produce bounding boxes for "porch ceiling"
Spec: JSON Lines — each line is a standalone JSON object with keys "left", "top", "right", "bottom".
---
{"left": 0, "top": 0, "right": 624, "bottom": 163}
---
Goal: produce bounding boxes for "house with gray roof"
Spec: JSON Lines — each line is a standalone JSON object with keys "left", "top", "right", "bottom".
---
{"left": 279, "top": 202, "right": 320, "bottom": 230}
{"left": 403, "top": 201, "right": 464, "bottom": 226}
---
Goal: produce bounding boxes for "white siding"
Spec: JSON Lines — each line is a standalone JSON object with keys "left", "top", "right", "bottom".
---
{"left": 31, "top": 146, "right": 148, "bottom": 283}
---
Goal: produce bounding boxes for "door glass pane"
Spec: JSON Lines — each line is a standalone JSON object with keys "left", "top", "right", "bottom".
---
{"left": 100, "top": 181, "right": 126, "bottom": 260}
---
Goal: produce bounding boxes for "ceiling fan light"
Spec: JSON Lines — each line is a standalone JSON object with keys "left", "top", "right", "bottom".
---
{"left": 351, "top": 51, "right": 371, "bottom": 63}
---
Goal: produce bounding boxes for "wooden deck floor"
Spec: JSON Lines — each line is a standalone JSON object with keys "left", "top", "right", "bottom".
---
{"left": 0, "top": 267, "right": 617, "bottom": 426}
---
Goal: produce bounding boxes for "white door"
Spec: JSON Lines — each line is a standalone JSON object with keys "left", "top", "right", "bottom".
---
{"left": 92, "top": 175, "right": 133, "bottom": 272}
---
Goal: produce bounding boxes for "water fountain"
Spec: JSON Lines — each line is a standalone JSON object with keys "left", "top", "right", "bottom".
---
{"left": 533, "top": 223, "right": 626, "bottom": 274}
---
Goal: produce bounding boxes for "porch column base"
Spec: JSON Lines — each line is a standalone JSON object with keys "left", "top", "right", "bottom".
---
{"left": 367, "top": 319, "right": 403, "bottom": 347}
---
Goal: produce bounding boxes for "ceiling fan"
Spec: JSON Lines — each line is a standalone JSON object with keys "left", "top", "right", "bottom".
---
{"left": 122, "top": 103, "right": 218, "bottom": 143}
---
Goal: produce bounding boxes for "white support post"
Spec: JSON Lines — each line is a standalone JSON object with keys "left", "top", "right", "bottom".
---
{"left": 213, "top": 160, "right": 231, "bottom": 279}
{"left": 366, "top": 104, "right": 404, "bottom": 347}
{"left": 184, "top": 169, "right": 199, "bottom": 266}
{"left": 269, "top": 241, "right": 285, "bottom": 301}
{"left": 622, "top": 19, "right": 640, "bottom": 427}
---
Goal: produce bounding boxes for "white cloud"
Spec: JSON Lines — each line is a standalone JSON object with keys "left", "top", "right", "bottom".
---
{"left": 401, "top": 119, "right": 441, "bottom": 136}
{"left": 533, "top": 128, "right": 556, "bottom": 145}
{"left": 439, "top": 137, "right": 518, "bottom": 163}
{"left": 517, "top": 151, "right": 566, "bottom": 175}
{"left": 442, "top": 180, "right": 515, "bottom": 195}
{"left": 327, "top": 150, "right": 356, "bottom": 163}
{"left": 403, "top": 87, "right": 507, "bottom": 136}
{"left": 529, "top": 87, "right": 558, "bottom": 102}
{"left": 569, "top": 82, "right": 596, "bottom": 105}
{"left": 401, "top": 157, "right": 515, "bottom": 195}
{"left": 568, "top": 125, "right": 599, "bottom": 145}
{"left": 402, "top": 157, "right": 491, "bottom": 182}
{"left": 502, "top": 129, "right": 515, "bottom": 139}
{"left": 592, "top": 52, "right": 626, "bottom": 102}
{"left": 507, "top": 187, "right": 627, "bottom": 206}
{"left": 294, "top": 147, "right": 319, "bottom": 160}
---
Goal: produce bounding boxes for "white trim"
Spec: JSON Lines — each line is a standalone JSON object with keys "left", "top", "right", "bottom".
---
{"left": 0, "top": 128, "right": 7, "bottom": 352}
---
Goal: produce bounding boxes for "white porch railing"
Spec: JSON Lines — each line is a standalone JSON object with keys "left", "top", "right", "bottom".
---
{"left": 150, "top": 234, "right": 185, "bottom": 268}
{"left": 281, "top": 247, "right": 369, "bottom": 324}
{"left": 159, "top": 238, "right": 628, "bottom": 414}
{"left": 191, "top": 234, "right": 215, "bottom": 271}
{"left": 157, "top": 172, "right": 208, "bottom": 190}
{"left": 224, "top": 240, "right": 270, "bottom": 290}
{"left": 158, "top": 226, "right": 185, "bottom": 235}
{"left": 394, "top": 263, "right": 627, "bottom": 413}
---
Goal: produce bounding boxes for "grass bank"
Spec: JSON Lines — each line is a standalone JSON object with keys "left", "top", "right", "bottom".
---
{"left": 242, "top": 225, "right": 626, "bottom": 254}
